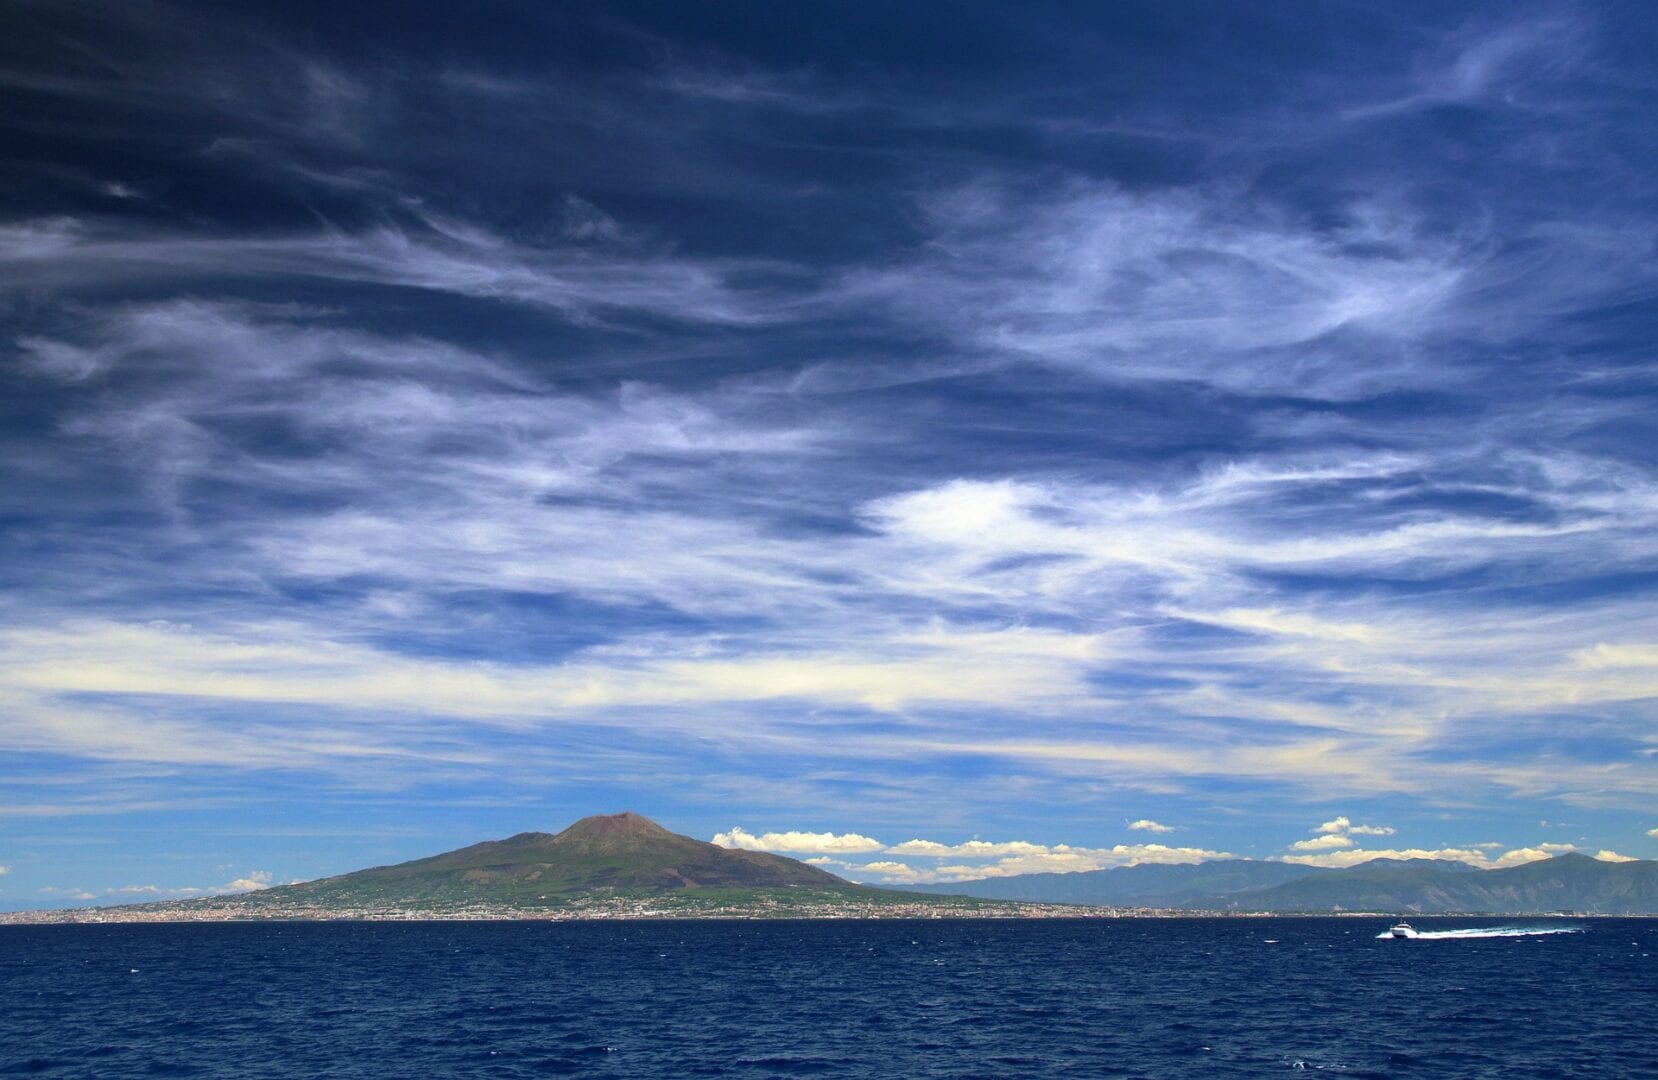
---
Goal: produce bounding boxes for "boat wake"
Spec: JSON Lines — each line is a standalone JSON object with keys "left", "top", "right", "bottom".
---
{"left": 1375, "top": 925, "right": 1583, "bottom": 940}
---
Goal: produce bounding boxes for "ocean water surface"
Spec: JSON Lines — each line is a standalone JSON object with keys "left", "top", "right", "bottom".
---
{"left": 2, "top": 917, "right": 1652, "bottom": 1078}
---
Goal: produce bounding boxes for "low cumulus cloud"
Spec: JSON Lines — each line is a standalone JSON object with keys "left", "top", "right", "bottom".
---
{"left": 1291, "top": 815, "right": 1396, "bottom": 850}
{"left": 1291, "top": 833, "right": 1355, "bottom": 851}
{"left": 1128, "top": 819, "right": 1174, "bottom": 833}
{"left": 1287, "top": 812, "right": 1623, "bottom": 869}
{"left": 853, "top": 861, "right": 924, "bottom": 882}
{"left": 884, "top": 838, "right": 1050, "bottom": 858}
{"left": 1281, "top": 841, "right": 1587, "bottom": 869}
{"left": 225, "top": 870, "right": 273, "bottom": 892}
{"left": 1314, "top": 816, "right": 1396, "bottom": 837}
{"left": 720, "top": 823, "right": 1233, "bottom": 884}
{"left": 1281, "top": 846, "right": 1502, "bottom": 869}
{"left": 111, "top": 884, "right": 208, "bottom": 898}
{"left": 711, "top": 826, "right": 886, "bottom": 854}
{"left": 32, "top": 872, "right": 269, "bottom": 905}
{"left": 997, "top": 844, "right": 1227, "bottom": 874}
{"left": 845, "top": 837, "right": 1231, "bottom": 884}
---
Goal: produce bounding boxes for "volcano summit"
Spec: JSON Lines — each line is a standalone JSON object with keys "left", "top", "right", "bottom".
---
{"left": 30, "top": 813, "right": 1044, "bottom": 921}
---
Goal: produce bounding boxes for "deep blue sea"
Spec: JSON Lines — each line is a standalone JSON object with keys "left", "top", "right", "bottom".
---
{"left": 2, "top": 917, "right": 1653, "bottom": 1078}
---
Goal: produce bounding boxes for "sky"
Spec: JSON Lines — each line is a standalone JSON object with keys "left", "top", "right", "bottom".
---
{"left": 2, "top": 0, "right": 1656, "bottom": 909}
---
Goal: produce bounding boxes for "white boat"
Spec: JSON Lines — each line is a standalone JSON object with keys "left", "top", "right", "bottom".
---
{"left": 1387, "top": 921, "right": 1417, "bottom": 938}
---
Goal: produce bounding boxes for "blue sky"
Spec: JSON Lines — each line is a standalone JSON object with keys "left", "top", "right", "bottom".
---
{"left": 2, "top": 0, "right": 1655, "bottom": 908}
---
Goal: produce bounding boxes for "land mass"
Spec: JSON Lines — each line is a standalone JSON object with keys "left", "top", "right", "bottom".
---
{"left": 908, "top": 852, "right": 1658, "bottom": 914}
{"left": 7, "top": 815, "right": 1653, "bottom": 923}
{"left": 0, "top": 812, "right": 1107, "bottom": 923}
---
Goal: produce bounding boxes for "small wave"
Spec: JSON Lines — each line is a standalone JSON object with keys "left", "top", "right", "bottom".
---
{"left": 1374, "top": 925, "right": 1583, "bottom": 940}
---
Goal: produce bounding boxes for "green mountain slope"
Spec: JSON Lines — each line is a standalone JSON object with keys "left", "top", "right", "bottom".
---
{"left": 175, "top": 812, "right": 975, "bottom": 916}
{"left": 287, "top": 812, "right": 845, "bottom": 902}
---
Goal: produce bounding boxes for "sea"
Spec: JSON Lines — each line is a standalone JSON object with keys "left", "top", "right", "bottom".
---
{"left": 2, "top": 916, "right": 1652, "bottom": 1078}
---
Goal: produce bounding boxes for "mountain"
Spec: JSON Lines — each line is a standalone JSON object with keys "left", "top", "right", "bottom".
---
{"left": 915, "top": 853, "right": 1658, "bottom": 914}
{"left": 1186, "top": 857, "right": 1496, "bottom": 913}
{"left": 904, "top": 859, "right": 1326, "bottom": 905}
{"left": 124, "top": 813, "right": 1015, "bottom": 919}
{"left": 1186, "top": 852, "right": 1658, "bottom": 913}
{"left": 271, "top": 811, "right": 848, "bottom": 902}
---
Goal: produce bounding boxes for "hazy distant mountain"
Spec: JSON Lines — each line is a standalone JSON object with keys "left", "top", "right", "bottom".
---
{"left": 903, "top": 859, "right": 1325, "bottom": 905}
{"left": 1201, "top": 852, "right": 1658, "bottom": 914}
{"left": 912, "top": 853, "right": 1658, "bottom": 913}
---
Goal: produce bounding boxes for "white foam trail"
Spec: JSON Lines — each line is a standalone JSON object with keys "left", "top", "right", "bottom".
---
{"left": 1374, "top": 925, "right": 1583, "bottom": 940}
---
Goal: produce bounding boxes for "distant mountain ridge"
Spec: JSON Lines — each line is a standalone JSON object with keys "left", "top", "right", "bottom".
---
{"left": 904, "top": 858, "right": 1325, "bottom": 905}
{"left": 907, "top": 852, "right": 1658, "bottom": 913}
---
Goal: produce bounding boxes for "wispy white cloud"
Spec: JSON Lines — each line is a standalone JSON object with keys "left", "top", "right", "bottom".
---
{"left": 1128, "top": 819, "right": 1174, "bottom": 833}
{"left": 832, "top": 180, "right": 1466, "bottom": 399}
{"left": 0, "top": 215, "right": 777, "bottom": 327}
{"left": 1345, "top": 18, "right": 1587, "bottom": 120}
{"left": 6, "top": 404, "right": 1657, "bottom": 807}
{"left": 0, "top": 620, "right": 1104, "bottom": 734}
{"left": 4, "top": 3, "right": 1657, "bottom": 867}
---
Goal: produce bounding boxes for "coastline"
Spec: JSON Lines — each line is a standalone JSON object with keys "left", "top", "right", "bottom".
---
{"left": 2, "top": 904, "right": 1636, "bottom": 926}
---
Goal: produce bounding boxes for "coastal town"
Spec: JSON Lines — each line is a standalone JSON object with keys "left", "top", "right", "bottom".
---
{"left": 0, "top": 895, "right": 1149, "bottom": 924}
